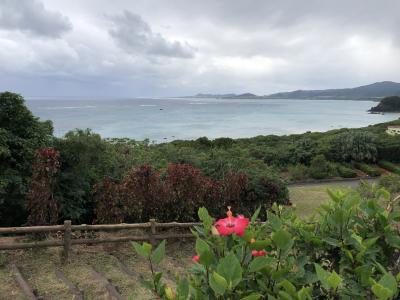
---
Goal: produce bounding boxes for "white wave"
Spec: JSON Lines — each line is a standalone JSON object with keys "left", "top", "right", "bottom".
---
{"left": 44, "top": 105, "right": 96, "bottom": 110}
{"left": 139, "top": 104, "right": 157, "bottom": 107}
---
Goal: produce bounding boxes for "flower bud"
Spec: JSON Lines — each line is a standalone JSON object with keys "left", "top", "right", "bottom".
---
{"left": 250, "top": 238, "right": 256, "bottom": 243}
{"left": 192, "top": 255, "right": 200, "bottom": 263}
{"left": 258, "top": 250, "right": 267, "bottom": 256}
{"left": 211, "top": 225, "right": 220, "bottom": 236}
{"left": 251, "top": 250, "right": 259, "bottom": 257}
{"left": 165, "top": 287, "right": 175, "bottom": 300}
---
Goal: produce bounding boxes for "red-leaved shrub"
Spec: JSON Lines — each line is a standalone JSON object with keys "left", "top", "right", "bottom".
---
{"left": 27, "top": 148, "right": 60, "bottom": 225}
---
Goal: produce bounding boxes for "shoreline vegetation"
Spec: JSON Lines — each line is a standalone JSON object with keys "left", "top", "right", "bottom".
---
{"left": 1, "top": 91, "right": 400, "bottom": 229}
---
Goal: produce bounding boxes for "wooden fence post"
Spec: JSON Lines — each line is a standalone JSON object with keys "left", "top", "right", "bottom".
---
{"left": 62, "top": 220, "right": 72, "bottom": 264}
{"left": 149, "top": 219, "right": 156, "bottom": 246}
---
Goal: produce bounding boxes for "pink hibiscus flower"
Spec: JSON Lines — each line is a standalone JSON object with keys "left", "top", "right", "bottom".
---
{"left": 214, "top": 207, "right": 249, "bottom": 237}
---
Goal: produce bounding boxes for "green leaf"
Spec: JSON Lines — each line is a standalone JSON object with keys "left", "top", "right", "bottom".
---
{"left": 249, "top": 239, "right": 272, "bottom": 250}
{"left": 143, "top": 242, "right": 153, "bottom": 255}
{"left": 371, "top": 283, "right": 393, "bottom": 300}
{"left": 364, "top": 236, "right": 379, "bottom": 248}
{"left": 322, "top": 237, "right": 341, "bottom": 247}
{"left": 272, "top": 229, "right": 293, "bottom": 251}
{"left": 277, "top": 291, "right": 293, "bottom": 300}
{"left": 217, "top": 253, "right": 242, "bottom": 289}
{"left": 326, "top": 271, "right": 342, "bottom": 290}
{"left": 199, "top": 249, "right": 214, "bottom": 266}
{"left": 277, "top": 279, "right": 297, "bottom": 296}
{"left": 151, "top": 240, "right": 165, "bottom": 264}
{"left": 209, "top": 272, "right": 227, "bottom": 295}
{"left": 248, "top": 257, "right": 271, "bottom": 272}
{"left": 198, "top": 207, "right": 213, "bottom": 234}
{"left": 177, "top": 277, "right": 189, "bottom": 298}
{"left": 241, "top": 294, "right": 262, "bottom": 300}
{"left": 378, "top": 273, "right": 398, "bottom": 296}
{"left": 195, "top": 238, "right": 210, "bottom": 255}
{"left": 267, "top": 212, "right": 282, "bottom": 231}
{"left": 251, "top": 207, "right": 261, "bottom": 223}
{"left": 297, "top": 287, "right": 312, "bottom": 300}
{"left": 314, "top": 263, "right": 329, "bottom": 289}
{"left": 132, "top": 241, "right": 151, "bottom": 258}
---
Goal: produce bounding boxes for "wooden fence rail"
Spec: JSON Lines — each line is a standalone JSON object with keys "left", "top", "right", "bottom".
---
{"left": 0, "top": 219, "right": 202, "bottom": 263}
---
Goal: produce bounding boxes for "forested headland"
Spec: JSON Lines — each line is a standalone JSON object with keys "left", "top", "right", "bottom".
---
{"left": 1, "top": 92, "right": 400, "bottom": 227}
{"left": 370, "top": 96, "right": 400, "bottom": 113}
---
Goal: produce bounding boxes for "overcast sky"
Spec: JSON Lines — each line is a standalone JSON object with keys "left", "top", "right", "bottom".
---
{"left": 0, "top": 0, "right": 399, "bottom": 97}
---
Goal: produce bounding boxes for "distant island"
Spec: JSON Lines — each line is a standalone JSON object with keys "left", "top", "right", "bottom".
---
{"left": 191, "top": 81, "right": 400, "bottom": 100}
{"left": 369, "top": 96, "right": 400, "bottom": 113}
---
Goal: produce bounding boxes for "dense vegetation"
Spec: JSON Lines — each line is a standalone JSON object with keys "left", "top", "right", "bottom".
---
{"left": 1, "top": 92, "right": 400, "bottom": 227}
{"left": 135, "top": 187, "right": 400, "bottom": 299}
{"left": 370, "top": 96, "right": 400, "bottom": 113}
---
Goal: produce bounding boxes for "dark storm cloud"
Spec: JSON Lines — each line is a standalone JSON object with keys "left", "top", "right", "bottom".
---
{"left": 109, "top": 11, "right": 195, "bottom": 58}
{"left": 0, "top": 0, "right": 72, "bottom": 38}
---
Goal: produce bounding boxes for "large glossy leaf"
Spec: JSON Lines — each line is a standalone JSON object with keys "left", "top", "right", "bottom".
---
{"left": 248, "top": 257, "right": 272, "bottom": 272}
{"left": 217, "top": 253, "right": 242, "bottom": 289}
{"left": 272, "top": 229, "right": 293, "bottom": 251}
{"left": 151, "top": 240, "right": 165, "bottom": 264}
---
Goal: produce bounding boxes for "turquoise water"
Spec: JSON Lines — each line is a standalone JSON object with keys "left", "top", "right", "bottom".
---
{"left": 26, "top": 98, "right": 400, "bottom": 142}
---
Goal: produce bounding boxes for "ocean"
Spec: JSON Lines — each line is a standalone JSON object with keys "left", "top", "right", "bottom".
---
{"left": 26, "top": 97, "right": 400, "bottom": 142}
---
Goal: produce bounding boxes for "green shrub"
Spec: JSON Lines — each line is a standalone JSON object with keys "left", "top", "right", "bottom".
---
{"left": 337, "top": 165, "right": 358, "bottom": 178}
{"left": 309, "top": 154, "right": 331, "bottom": 179}
{"left": 354, "top": 162, "right": 382, "bottom": 177}
{"left": 331, "top": 131, "right": 378, "bottom": 162}
{"left": 378, "top": 140, "right": 400, "bottom": 162}
{"left": 378, "top": 160, "right": 400, "bottom": 175}
{"left": 134, "top": 189, "right": 400, "bottom": 299}
{"left": 288, "top": 164, "right": 309, "bottom": 181}
{"left": 379, "top": 174, "right": 400, "bottom": 194}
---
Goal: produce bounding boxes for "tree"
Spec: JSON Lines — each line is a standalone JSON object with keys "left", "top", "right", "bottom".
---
{"left": 93, "top": 176, "right": 124, "bottom": 224}
{"left": 0, "top": 92, "right": 53, "bottom": 226}
{"left": 292, "top": 138, "right": 317, "bottom": 165}
{"left": 121, "top": 164, "right": 166, "bottom": 222}
{"left": 331, "top": 131, "right": 377, "bottom": 162}
{"left": 309, "top": 154, "right": 331, "bottom": 179}
{"left": 26, "top": 148, "right": 60, "bottom": 225}
{"left": 54, "top": 129, "right": 120, "bottom": 223}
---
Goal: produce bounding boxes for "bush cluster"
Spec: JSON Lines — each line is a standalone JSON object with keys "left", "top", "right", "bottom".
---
{"left": 379, "top": 160, "right": 400, "bottom": 175}
{"left": 379, "top": 174, "right": 400, "bottom": 194}
{"left": 337, "top": 165, "right": 358, "bottom": 178}
{"left": 94, "top": 163, "right": 289, "bottom": 223}
{"left": 134, "top": 188, "right": 400, "bottom": 299}
{"left": 354, "top": 162, "right": 382, "bottom": 177}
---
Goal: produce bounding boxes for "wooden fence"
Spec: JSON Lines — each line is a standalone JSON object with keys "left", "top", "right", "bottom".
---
{"left": 0, "top": 219, "right": 201, "bottom": 263}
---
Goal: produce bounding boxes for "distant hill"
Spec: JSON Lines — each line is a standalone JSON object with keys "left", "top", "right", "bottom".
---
{"left": 193, "top": 93, "right": 257, "bottom": 99}
{"left": 265, "top": 81, "right": 400, "bottom": 100}
{"left": 369, "top": 96, "right": 400, "bottom": 113}
{"left": 191, "top": 81, "right": 400, "bottom": 100}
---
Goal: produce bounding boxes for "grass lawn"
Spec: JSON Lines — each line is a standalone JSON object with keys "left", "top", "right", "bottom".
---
{"left": 289, "top": 182, "right": 357, "bottom": 218}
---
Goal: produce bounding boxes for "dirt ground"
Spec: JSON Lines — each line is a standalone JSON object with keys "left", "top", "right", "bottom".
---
{"left": 0, "top": 235, "right": 195, "bottom": 300}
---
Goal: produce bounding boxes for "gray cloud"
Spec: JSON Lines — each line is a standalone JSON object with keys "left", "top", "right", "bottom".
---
{"left": 0, "top": 0, "right": 399, "bottom": 97}
{"left": 0, "top": 0, "right": 72, "bottom": 38}
{"left": 109, "top": 10, "right": 195, "bottom": 58}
